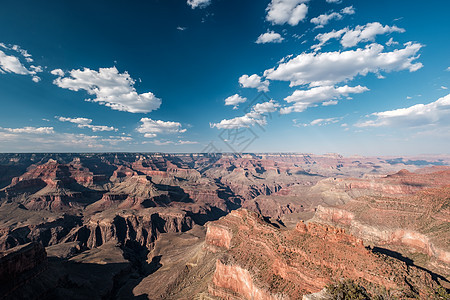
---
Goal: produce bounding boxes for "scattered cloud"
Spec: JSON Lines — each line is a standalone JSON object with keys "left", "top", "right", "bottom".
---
{"left": 56, "top": 116, "right": 117, "bottom": 132}
{"left": 406, "top": 96, "right": 412, "bottom": 99}
{"left": 256, "top": 31, "right": 284, "bottom": 44}
{"left": 177, "top": 26, "right": 187, "bottom": 31}
{"left": 386, "top": 37, "right": 399, "bottom": 46}
{"left": 137, "top": 118, "right": 186, "bottom": 138}
{"left": 355, "top": 94, "right": 450, "bottom": 128}
{"left": 282, "top": 85, "right": 368, "bottom": 113}
{"left": 441, "top": 86, "right": 448, "bottom": 90}
{"left": 311, "top": 29, "right": 347, "bottom": 51}
{"left": 0, "top": 126, "right": 54, "bottom": 134}
{"left": 51, "top": 69, "right": 65, "bottom": 76}
{"left": 0, "top": 43, "right": 42, "bottom": 81}
{"left": 144, "top": 139, "right": 198, "bottom": 146}
{"left": 446, "top": 67, "right": 450, "bottom": 71}
{"left": 224, "top": 94, "right": 247, "bottom": 109}
{"left": 0, "top": 128, "right": 135, "bottom": 151}
{"left": 239, "top": 74, "right": 270, "bottom": 92}
{"left": 264, "top": 42, "right": 423, "bottom": 87}
{"left": 211, "top": 100, "right": 280, "bottom": 129}
{"left": 310, "top": 6, "right": 354, "bottom": 28}
{"left": 266, "top": 0, "right": 308, "bottom": 26}
{"left": 187, "top": 0, "right": 211, "bottom": 9}
{"left": 340, "top": 22, "right": 404, "bottom": 48}
{"left": 326, "top": 0, "right": 341, "bottom": 3}
{"left": 295, "top": 117, "right": 340, "bottom": 127}
{"left": 312, "top": 22, "right": 405, "bottom": 50}
{"left": 53, "top": 67, "right": 161, "bottom": 113}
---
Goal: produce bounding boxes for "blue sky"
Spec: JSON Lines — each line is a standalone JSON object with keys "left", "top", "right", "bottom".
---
{"left": 0, "top": 0, "right": 449, "bottom": 154}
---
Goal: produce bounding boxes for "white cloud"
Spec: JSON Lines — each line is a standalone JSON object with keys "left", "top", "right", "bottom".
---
{"left": 256, "top": 31, "right": 284, "bottom": 44}
{"left": 53, "top": 67, "right": 161, "bottom": 113}
{"left": 283, "top": 85, "right": 368, "bottom": 113}
{"left": 446, "top": 67, "right": 450, "bottom": 71}
{"left": 341, "top": 6, "right": 355, "bottom": 15}
{"left": 355, "top": 94, "right": 450, "bottom": 128}
{"left": 296, "top": 117, "right": 340, "bottom": 127}
{"left": 137, "top": 118, "right": 186, "bottom": 137}
{"left": 0, "top": 49, "right": 42, "bottom": 81}
{"left": 239, "top": 74, "right": 270, "bottom": 92}
{"left": 211, "top": 100, "right": 280, "bottom": 129}
{"left": 441, "top": 86, "right": 448, "bottom": 90}
{"left": 340, "top": 22, "right": 405, "bottom": 48}
{"left": 224, "top": 94, "right": 247, "bottom": 109}
{"left": 266, "top": 0, "right": 308, "bottom": 26}
{"left": 0, "top": 51, "right": 29, "bottom": 74}
{"left": 56, "top": 116, "right": 117, "bottom": 132}
{"left": 187, "top": 0, "right": 211, "bottom": 9}
{"left": 264, "top": 42, "right": 423, "bottom": 87}
{"left": 0, "top": 128, "right": 133, "bottom": 152}
{"left": 311, "top": 12, "right": 342, "bottom": 28}
{"left": 51, "top": 68, "right": 65, "bottom": 76}
{"left": 312, "top": 22, "right": 404, "bottom": 51}
{"left": 326, "top": 0, "right": 341, "bottom": 3}
{"left": 311, "top": 28, "right": 347, "bottom": 51}
{"left": 177, "top": 26, "right": 187, "bottom": 31}
{"left": 310, "top": 6, "right": 354, "bottom": 28}
{"left": 322, "top": 100, "right": 338, "bottom": 106}
{"left": 386, "top": 37, "right": 399, "bottom": 46}
{"left": 0, "top": 126, "right": 54, "bottom": 134}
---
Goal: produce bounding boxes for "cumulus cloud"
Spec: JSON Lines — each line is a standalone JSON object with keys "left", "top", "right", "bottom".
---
{"left": 326, "top": 0, "right": 341, "bottom": 3}
{"left": 53, "top": 67, "right": 161, "bottom": 113}
{"left": 256, "top": 31, "right": 284, "bottom": 44}
{"left": 211, "top": 100, "right": 280, "bottom": 129}
{"left": 0, "top": 126, "right": 54, "bottom": 134}
{"left": 239, "top": 74, "right": 270, "bottom": 92}
{"left": 51, "top": 69, "right": 65, "bottom": 76}
{"left": 224, "top": 94, "right": 247, "bottom": 109}
{"left": 311, "top": 29, "right": 347, "bottom": 51}
{"left": 0, "top": 44, "right": 42, "bottom": 81}
{"left": 266, "top": 0, "right": 308, "bottom": 26}
{"left": 137, "top": 118, "right": 186, "bottom": 138}
{"left": 355, "top": 94, "right": 450, "bottom": 128}
{"left": 187, "top": 0, "right": 211, "bottom": 9}
{"left": 310, "top": 6, "right": 354, "bottom": 28}
{"left": 340, "top": 22, "right": 405, "bottom": 48}
{"left": 264, "top": 42, "right": 423, "bottom": 87}
{"left": 312, "top": 22, "right": 404, "bottom": 51}
{"left": 56, "top": 116, "right": 117, "bottom": 132}
{"left": 282, "top": 85, "right": 368, "bottom": 113}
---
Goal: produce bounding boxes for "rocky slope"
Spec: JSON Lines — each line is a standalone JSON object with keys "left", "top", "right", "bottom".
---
{"left": 311, "top": 167, "right": 450, "bottom": 282}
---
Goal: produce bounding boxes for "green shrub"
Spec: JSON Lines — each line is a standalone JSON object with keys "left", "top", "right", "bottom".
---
{"left": 326, "top": 280, "right": 370, "bottom": 300}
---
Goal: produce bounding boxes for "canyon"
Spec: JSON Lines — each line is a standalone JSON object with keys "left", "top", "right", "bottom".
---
{"left": 0, "top": 153, "right": 449, "bottom": 299}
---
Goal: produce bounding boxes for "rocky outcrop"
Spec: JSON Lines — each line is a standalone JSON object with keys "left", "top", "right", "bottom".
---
{"left": 210, "top": 260, "right": 285, "bottom": 300}
{"left": 66, "top": 209, "right": 193, "bottom": 249}
{"left": 205, "top": 209, "right": 441, "bottom": 299}
{"left": 0, "top": 214, "right": 83, "bottom": 251}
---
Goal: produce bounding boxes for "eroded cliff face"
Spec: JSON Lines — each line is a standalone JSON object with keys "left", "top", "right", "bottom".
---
{"left": 0, "top": 242, "right": 48, "bottom": 298}
{"left": 65, "top": 209, "right": 193, "bottom": 249}
{"left": 203, "top": 209, "right": 440, "bottom": 299}
{"left": 312, "top": 183, "right": 450, "bottom": 277}
{"left": 210, "top": 260, "right": 285, "bottom": 300}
